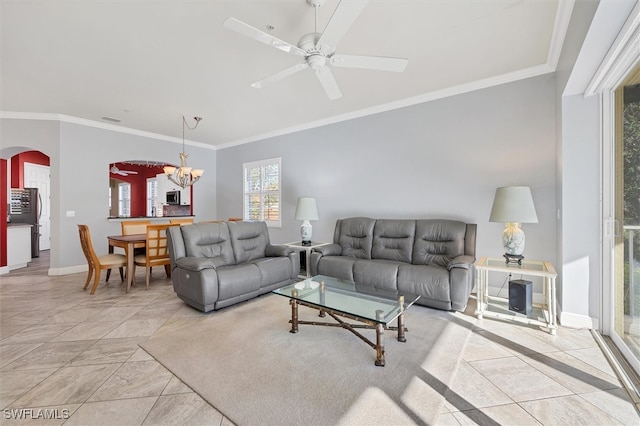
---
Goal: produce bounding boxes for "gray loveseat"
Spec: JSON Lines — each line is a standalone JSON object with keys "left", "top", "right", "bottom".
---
{"left": 167, "top": 221, "right": 300, "bottom": 312}
{"left": 310, "top": 217, "right": 476, "bottom": 311}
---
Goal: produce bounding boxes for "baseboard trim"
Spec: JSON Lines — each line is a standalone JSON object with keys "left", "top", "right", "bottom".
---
{"left": 48, "top": 264, "right": 86, "bottom": 276}
{"left": 559, "top": 311, "right": 595, "bottom": 329}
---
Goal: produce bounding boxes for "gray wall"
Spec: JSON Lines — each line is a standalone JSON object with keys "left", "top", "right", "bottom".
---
{"left": 1, "top": 117, "right": 217, "bottom": 272}
{"left": 217, "top": 75, "right": 558, "bottom": 275}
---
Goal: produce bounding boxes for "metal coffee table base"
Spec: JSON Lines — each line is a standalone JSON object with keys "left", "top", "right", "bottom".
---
{"left": 289, "top": 299, "right": 408, "bottom": 367}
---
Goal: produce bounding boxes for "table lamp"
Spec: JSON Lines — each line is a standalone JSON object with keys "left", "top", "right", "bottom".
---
{"left": 489, "top": 186, "right": 538, "bottom": 264}
{"left": 294, "top": 197, "right": 319, "bottom": 246}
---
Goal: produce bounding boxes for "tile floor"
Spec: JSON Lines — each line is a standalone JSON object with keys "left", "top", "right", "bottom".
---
{"left": 1, "top": 252, "right": 640, "bottom": 425}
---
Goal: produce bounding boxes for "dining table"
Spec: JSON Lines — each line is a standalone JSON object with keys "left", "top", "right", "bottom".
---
{"left": 107, "top": 233, "right": 146, "bottom": 293}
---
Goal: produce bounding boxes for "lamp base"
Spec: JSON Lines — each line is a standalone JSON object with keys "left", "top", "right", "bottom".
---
{"left": 300, "top": 220, "right": 312, "bottom": 247}
{"left": 503, "top": 253, "right": 524, "bottom": 265}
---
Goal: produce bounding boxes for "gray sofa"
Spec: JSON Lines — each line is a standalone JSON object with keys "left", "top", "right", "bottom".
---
{"left": 310, "top": 217, "right": 476, "bottom": 311}
{"left": 167, "top": 221, "right": 300, "bottom": 312}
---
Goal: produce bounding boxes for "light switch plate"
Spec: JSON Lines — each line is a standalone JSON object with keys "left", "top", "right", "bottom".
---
{"left": 66, "top": 211, "right": 75, "bottom": 217}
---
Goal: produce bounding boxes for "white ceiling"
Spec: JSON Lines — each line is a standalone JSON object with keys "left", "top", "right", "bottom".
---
{"left": 1, "top": 0, "right": 570, "bottom": 149}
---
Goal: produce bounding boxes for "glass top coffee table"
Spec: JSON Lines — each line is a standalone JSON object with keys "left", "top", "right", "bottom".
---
{"left": 273, "top": 275, "right": 421, "bottom": 366}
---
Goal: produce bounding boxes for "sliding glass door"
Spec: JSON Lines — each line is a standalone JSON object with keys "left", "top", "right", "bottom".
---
{"left": 611, "top": 67, "right": 640, "bottom": 374}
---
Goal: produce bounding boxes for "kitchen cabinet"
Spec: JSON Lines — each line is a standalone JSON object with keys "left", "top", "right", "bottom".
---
{"left": 155, "top": 173, "right": 191, "bottom": 205}
{"left": 7, "top": 224, "right": 32, "bottom": 270}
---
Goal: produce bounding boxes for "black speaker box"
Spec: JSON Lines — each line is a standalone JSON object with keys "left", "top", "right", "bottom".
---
{"left": 509, "top": 279, "right": 532, "bottom": 315}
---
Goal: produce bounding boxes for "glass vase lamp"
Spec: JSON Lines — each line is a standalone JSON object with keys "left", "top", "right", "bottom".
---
{"left": 294, "top": 197, "right": 319, "bottom": 246}
{"left": 489, "top": 186, "right": 538, "bottom": 265}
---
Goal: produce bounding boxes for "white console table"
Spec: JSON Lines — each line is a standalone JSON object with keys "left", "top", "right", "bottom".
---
{"left": 475, "top": 256, "right": 558, "bottom": 335}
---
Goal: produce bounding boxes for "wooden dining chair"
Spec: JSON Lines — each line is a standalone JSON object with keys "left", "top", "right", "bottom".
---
{"left": 121, "top": 220, "right": 150, "bottom": 256}
{"left": 169, "top": 218, "right": 194, "bottom": 225}
{"left": 77, "top": 224, "right": 126, "bottom": 295}
{"left": 133, "top": 223, "right": 179, "bottom": 290}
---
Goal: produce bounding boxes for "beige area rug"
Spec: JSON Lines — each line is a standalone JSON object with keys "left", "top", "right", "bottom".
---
{"left": 141, "top": 294, "right": 473, "bottom": 426}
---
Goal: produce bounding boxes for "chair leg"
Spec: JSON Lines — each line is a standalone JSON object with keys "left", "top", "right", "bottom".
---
{"left": 89, "top": 270, "right": 101, "bottom": 295}
{"left": 83, "top": 265, "right": 94, "bottom": 290}
{"left": 106, "top": 268, "right": 111, "bottom": 282}
{"left": 119, "top": 267, "right": 124, "bottom": 281}
{"left": 146, "top": 266, "right": 151, "bottom": 290}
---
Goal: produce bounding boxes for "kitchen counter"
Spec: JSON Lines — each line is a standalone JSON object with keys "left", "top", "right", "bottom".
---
{"left": 108, "top": 215, "right": 195, "bottom": 221}
{"left": 7, "top": 223, "right": 34, "bottom": 227}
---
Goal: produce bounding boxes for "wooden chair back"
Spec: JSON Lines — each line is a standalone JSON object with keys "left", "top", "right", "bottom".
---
{"left": 228, "top": 217, "right": 243, "bottom": 222}
{"left": 145, "top": 223, "right": 179, "bottom": 265}
{"left": 78, "top": 224, "right": 125, "bottom": 294}
{"left": 121, "top": 220, "right": 150, "bottom": 235}
{"left": 78, "top": 224, "right": 98, "bottom": 267}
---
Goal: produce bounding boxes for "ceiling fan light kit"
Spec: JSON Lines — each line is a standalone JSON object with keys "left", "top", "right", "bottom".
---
{"left": 223, "top": 0, "right": 408, "bottom": 100}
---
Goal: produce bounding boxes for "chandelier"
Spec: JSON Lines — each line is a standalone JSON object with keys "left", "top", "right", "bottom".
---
{"left": 164, "top": 116, "right": 204, "bottom": 188}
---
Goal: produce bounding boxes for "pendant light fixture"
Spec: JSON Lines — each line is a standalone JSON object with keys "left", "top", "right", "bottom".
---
{"left": 164, "top": 116, "right": 204, "bottom": 188}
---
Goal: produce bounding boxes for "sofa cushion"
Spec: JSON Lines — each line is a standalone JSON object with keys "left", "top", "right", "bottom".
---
{"left": 250, "top": 257, "right": 295, "bottom": 288}
{"left": 181, "top": 223, "right": 235, "bottom": 267}
{"left": 336, "top": 217, "right": 376, "bottom": 259}
{"left": 228, "top": 221, "right": 270, "bottom": 263}
{"left": 353, "top": 259, "right": 402, "bottom": 290}
{"left": 372, "top": 219, "right": 415, "bottom": 263}
{"left": 216, "top": 263, "right": 261, "bottom": 300}
{"left": 397, "top": 264, "right": 450, "bottom": 303}
{"left": 316, "top": 256, "right": 357, "bottom": 282}
{"left": 412, "top": 220, "right": 467, "bottom": 268}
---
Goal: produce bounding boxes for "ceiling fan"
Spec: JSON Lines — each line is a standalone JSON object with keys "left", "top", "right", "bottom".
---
{"left": 110, "top": 165, "right": 138, "bottom": 176}
{"left": 223, "top": 0, "right": 408, "bottom": 100}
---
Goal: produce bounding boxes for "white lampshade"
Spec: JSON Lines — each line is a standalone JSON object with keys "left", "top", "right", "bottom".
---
{"left": 489, "top": 186, "right": 538, "bottom": 223}
{"left": 294, "top": 197, "right": 319, "bottom": 221}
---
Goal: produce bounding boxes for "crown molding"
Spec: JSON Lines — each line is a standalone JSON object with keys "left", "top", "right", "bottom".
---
{"left": 547, "top": 0, "right": 576, "bottom": 71}
{"left": 585, "top": 1, "right": 640, "bottom": 95}
{"left": 0, "top": 111, "right": 216, "bottom": 151}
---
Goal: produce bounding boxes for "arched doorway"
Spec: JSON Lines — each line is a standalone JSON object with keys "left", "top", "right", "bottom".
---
{"left": 1, "top": 148, "right": 51, "bottom": 272}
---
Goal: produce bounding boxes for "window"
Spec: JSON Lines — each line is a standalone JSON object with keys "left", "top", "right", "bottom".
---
{"left": 243, "top": 158, "right": 281, "bottom": 227}
{"left": 147, "top": 178, "right": 158, "bottom": 216}
{"left": 118, "top": 182, "right": 131, "bottom": 217}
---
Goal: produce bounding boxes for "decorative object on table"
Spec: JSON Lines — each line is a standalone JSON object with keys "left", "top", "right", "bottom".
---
{"left": 222, "top": 0, "right": 408, "bottom": 101}
{"left": 489, "top": 186, "right": 538, "bottom": 264}
{"left": 164, "top": 116, "right": 204, "bottom": 188}
{"left": 294, "top": 197, "right": 319, "bottom": 246}
{"left": 508, "top": 279, "right": 532, "bottom": 315}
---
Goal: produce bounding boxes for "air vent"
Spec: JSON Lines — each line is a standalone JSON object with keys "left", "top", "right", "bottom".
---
{"left": 100, "top": 116, "right": 121, "bottom": 123}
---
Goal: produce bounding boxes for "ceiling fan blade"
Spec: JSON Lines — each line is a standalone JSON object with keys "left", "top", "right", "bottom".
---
{"left": 316, "top": 0, "right": 369, "bottom": 54}
{"left": 330, "top": 54, "right": 408, "bottom": 72}
{"left": 315, "top": 67, "right": 342, "bottom": 100}
{"left": 223, "top": 17, "right": 306, "bottom": 57}
{"left": 251, "top": 63, "right": 309, "bottom": 89}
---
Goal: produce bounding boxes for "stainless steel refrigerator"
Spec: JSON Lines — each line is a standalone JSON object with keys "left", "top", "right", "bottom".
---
{"left": 9, "top": 188, "right": 41, "bottom": 258}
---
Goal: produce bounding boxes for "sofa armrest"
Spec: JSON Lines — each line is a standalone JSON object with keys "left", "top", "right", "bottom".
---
{"left": 175, "top": 257, "right": 218, "bottom": 272}
{"left": 313, "top": 243, "right": 342, "bottom": 256}
{"left": 447, "top": 255, "right": 475, "bottom": 271}
{"left": 265, "top": 244, "right": 294, "bottom": 257}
